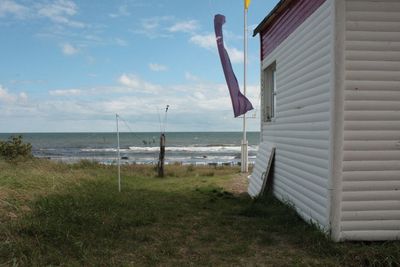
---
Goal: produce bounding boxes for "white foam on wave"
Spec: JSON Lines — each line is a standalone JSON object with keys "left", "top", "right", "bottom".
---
{"left": 128, "top": 145, "right": 258, "bottom": 153}
{"left": 81, "top": 145, "right": 259, "bottom": 154}
{"left": 81, "top": 148, "right": 129, "bottom": 152}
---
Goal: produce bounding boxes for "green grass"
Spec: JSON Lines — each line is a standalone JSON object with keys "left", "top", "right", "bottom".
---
{"left": 0, "top": 159, "right": 399, "bottom": 266}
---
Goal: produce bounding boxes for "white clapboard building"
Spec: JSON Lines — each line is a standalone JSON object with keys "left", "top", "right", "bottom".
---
{"left": 248, "top": 0, "right": 400, "bottom": 241}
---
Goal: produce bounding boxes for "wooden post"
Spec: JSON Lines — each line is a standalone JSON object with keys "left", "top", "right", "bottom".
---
{"left": 158, "top": 133, "right": 166, "bottom": 177}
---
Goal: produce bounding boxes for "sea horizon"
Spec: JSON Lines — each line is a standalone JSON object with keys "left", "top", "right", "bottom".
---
{"left": 0, "top": 131, "right": 260, "bottom": 134}
{"left": 0, "top": 132, "right": 260, "bottom": 166}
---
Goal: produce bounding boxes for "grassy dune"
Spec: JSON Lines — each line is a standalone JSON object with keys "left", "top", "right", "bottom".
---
{"left": 0, "top": 159, "right": 399, "bottom": 266}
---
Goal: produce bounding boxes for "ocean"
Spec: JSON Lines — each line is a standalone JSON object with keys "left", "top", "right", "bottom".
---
{"left": 0, "top": 132, "right": 260, "bottom": 165}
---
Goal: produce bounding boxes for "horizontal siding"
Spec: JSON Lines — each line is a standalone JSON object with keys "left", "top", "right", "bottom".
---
{"left": 340, "top": 0, "right": 400, "bottom": 241}
{"left": 341, "top": 230, "right": 400, "bottom": 241}
{"left": 259, "top": 0, "right": 333, "bottom": 229}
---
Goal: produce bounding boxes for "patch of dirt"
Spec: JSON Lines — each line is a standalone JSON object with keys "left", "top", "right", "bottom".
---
{"left": 20, "top": 205, "right": 31, "bottom": 212}
{"left": 8, "top": 212, "right": 18, "bottom": 219}
{"left": 223, "top": 173, "right": 249, "bottom": 195}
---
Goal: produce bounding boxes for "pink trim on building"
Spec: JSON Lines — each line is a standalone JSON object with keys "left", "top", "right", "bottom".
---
{"left": 259, "top": 0, "right": 326, "bottom": 60}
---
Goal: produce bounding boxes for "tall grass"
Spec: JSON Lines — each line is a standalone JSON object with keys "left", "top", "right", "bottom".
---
{"left": 0, "top": 159, "right": 399, "bottom": 266}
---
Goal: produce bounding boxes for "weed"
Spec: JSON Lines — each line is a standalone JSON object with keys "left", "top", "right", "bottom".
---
{"left": 0, "top": 135, "right": 32, "bottom": 161}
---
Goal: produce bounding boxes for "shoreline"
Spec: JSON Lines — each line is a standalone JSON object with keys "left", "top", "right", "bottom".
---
{"left": 37, "top": 155, "right": 255, "bottom": 167}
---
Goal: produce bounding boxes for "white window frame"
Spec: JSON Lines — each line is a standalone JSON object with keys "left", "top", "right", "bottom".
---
{"left": 262, "top": 63, "right": 276, "bottom": 122}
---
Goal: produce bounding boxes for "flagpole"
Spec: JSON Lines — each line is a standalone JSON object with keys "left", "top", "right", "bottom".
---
{"left": 116, "top": 114, "right": 121, "bottom": 192}
{"left": 241, "top": 2, "right": 248, "bottom": 173}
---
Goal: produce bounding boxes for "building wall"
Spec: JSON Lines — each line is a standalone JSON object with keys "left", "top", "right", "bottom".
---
{"left": 260, "top": 0, "right": 326, "bottom": 60}
{"left": 260, "top": 0, "right": 333, "bottom": 229}
{"left": 338, "top": 0, "right": 400, "bottom": 241}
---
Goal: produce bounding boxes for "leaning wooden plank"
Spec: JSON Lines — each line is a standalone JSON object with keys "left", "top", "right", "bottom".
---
{"left": 259, "top": 147, "right": 275, "bottom": 197}
{"left": 248, "top": 141, "right": 275, "bottom": 198}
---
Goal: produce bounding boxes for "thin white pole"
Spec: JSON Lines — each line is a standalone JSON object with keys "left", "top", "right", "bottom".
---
{"left": 116, "top": 114, "right": 121, "bottom": 192}
{"left": 241, "top": 5, "right": 249, "bottom": 173}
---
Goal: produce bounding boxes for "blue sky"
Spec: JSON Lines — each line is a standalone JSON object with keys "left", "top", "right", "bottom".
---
{"left": 0, "top": 0, "right": 279, "bottom": 132}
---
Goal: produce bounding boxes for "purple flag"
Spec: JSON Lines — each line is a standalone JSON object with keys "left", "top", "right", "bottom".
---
{"left": 214, "top": 14, "right": 253, "bottom": 118}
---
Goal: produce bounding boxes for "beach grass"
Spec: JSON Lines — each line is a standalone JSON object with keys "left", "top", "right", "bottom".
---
{"left": 0, "top": 159, "right": 399, "bottom": 266}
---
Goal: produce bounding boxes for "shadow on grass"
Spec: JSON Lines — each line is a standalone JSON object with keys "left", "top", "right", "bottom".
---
{"left": 1, "top": 178, "right": 399, "bottom": 266}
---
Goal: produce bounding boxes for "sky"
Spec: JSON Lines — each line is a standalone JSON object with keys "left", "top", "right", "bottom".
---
{"left": 0, "top": 0, "right": 279, "bottom": 133}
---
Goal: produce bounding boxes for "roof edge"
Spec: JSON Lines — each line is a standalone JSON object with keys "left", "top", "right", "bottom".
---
{"left": 253, "top": 0, "right": 294, "bottom": 37}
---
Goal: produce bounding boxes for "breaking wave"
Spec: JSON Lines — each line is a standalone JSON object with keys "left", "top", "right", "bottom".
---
{"left": 82, "top": 145, "right": 258, "bottom": 153}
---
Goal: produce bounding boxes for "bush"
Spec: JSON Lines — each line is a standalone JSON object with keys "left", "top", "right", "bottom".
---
{"left": 0, "top": 135, "right": 32, "bottom": 161}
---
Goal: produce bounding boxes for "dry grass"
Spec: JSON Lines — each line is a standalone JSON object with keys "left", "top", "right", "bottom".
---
{"left": 0, "top": 159, "right": 399, "bottom": 266}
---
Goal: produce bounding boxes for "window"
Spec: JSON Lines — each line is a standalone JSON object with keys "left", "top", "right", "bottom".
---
{"left": 262, "top": 63, "right": 276, "bottom": 122}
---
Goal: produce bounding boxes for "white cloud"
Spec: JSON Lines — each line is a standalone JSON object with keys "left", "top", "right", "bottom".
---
{"left": 49, "top": 89, "right": 82, "bottom": 96}
{"left": 0, "top": 84, "right": 28, "bottom": 104}
{"left": 118, "top": 74, "right": 140, "bottom": 88}
{"left": 142, "top": 18, "right": 160, "bottom": 30}
{"left": 134, "top": 16, "right": 173, "bottom": 39}
{"left": 86, "top": 56, "right": 96, "bottom": 64}
{"left": 118, "top": 73, "right": 161, "bottom": 94}
{"left": 189, "top": 33, "right": 215, "bottom": 50}
{"left": 114, "top": 38, "right": 128, "bottom": 46}
{"left": 19, "top": 92, "right": 28, "bottom": 102}
{"left": 142, "top": 16, "right": 173, "bottom": 30}
{"left": 226, "top": 47, "right": 244, "bottom": 63}
{"left": 61, "top": 43, "right": 79, "bottom": 55}
{"left": 0, "top": 85, "right": 16, "bottom": 103}
{"left": 0, "top": 0, "right": 28, "bottom": 18}
{"left": 168, "top": 20, "right": 199, "bottom": 33}
{"left": 0, "top": 0, "right": 84, "bottom": 28}
{"left": 189, "top": 33, "right": 243, "bottom": 63}
{"left": 10, "top": 79, "right": 47, "bottom": 85}
{"left": 109, "top": 4, "right": 130, "bottom": 18}
{"left": 149, "top": 63, "right": 168, "bottom": 72}
{"left": 185, "top": 72, "right": 199, "bottom": 81}
{"left": 135, "top": 17, "right": 200, "bottom": 39}
{"left": 0, "top": 74, "right": 260, "bottom": 132}
{"left": 193, "top": 91, "right": 205, "bottom": 100}
{"left": 36, "top": 0, "right": 85, "bottom": 28}
{"left": 224, "top": 30, "right": 243, "bottom": 41}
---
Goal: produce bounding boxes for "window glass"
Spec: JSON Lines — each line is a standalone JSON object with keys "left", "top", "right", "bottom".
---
{"left": 262, "top": 63, "right": 276, "bottom": 122}
{"left": 272, "top": 68, "right": 276, "bottom": 119}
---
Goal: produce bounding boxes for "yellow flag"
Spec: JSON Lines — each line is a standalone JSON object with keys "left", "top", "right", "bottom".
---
{"left": 245, "top": 0, "right": 251, "bottom": 9}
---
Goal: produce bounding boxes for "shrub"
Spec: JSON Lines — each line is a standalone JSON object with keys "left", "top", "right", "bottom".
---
{"left": 72, "top": 159, "right": 101, "bottom": 170}
{"left": 0, "top": 135, "right": 32, "bottom": 161}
